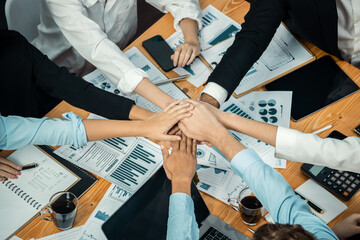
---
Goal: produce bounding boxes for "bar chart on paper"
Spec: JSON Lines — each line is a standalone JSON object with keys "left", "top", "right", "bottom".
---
{"left": 108, "top": 139, "right": 162, "bottom": 193}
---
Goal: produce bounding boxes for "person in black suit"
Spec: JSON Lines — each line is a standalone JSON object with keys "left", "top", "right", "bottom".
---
{"left": 200, "top": 0, "right": 360, "bottom": 107}
{"left": 0, "top": 30, "right": 153, "bottom": 120}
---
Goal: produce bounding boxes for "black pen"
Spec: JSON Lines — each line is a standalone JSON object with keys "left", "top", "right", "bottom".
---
{"left": 21, "top": 163, "right": 38, "bottom": 171}
{"left": 295, "top": 192, "right": 324, "bottom": 214}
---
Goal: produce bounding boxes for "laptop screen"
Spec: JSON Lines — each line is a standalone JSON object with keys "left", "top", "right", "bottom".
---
{"left": 101, "top": 168, "right": 210, "bottom": 240}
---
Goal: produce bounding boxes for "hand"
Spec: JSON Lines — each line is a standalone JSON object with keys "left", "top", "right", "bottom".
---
{"left": 161, "top": 133, "right": 197, "bottom": 195}
{"left": 200, "top": 92, "right": 220, "bottom": 108}
{"left": 332, "top": 213, "right": 360, "bottom": 240}
{"left": 178, "top": 99, "right": 225, "bottom": 142}
{"left": 142, "top": 100, "right": 194, "bottom": 141}
{"left": 171, "top": 41, "right": 200, "bottom": 68}
{"left": 0, "top": 156, "right": 22, "bottom": 181}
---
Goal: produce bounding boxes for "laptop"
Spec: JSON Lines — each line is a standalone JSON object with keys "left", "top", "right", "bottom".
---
{"left": 102, "top": 168, "right": 250, "bottom": 240}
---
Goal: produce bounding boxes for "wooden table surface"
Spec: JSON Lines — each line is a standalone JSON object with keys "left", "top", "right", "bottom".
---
{"left": 3, "top": 0, "right": 360, "bottom": 239}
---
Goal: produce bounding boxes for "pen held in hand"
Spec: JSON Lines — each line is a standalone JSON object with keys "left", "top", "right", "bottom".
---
{"left": 21, "top": 163, "right": 38, "bottom": 171}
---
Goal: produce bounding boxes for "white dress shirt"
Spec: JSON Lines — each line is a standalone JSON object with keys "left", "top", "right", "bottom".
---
{"left": 203, "top": 1, "right": 360, "bottom": 105}
{"left": 275, "top": 127, "right": 360, "bottom": 173}
{"left": 33, "top": 0, "right": 201, "bottom": 95}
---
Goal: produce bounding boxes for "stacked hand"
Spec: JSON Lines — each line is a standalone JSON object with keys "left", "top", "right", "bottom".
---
{"left": 0, "top": 156, "right": 22, "bottom": 181}
{"left": 161, "top": 133, "right": 197, "bottom": 195}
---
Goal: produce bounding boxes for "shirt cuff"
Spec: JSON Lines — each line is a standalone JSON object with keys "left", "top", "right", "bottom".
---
{"left": 201, "top": 82, "right": 228, "bottom": 106}
{"left": 118, "top": 68, "right": 149, "bottom": 95}
{"left": 230, "top": 148, "right": 262, "bottom": 179}
{"left": 172, "top": 6, "right": 202, "bottom": 32}
{"left": 275, "top": 127, "right": 300, "bottom": 160}
{"left": 169, "top": 192, "right": 194, "bottom": 214}
{"left": 62, "top": 112, "right": 87, "bottom": 148}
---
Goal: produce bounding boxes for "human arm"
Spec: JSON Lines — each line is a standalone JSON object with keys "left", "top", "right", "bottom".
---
{"left": 182, "top": 99, "right": 360, "bottom": 172}
{"left": 332, "top": 214, "right": 360, "bottom": 240}
{"left": 45, "top": 0, "right": 173, "bottom": 109}
{"left": 146, "top": 0, "right": 201, "bottom": 67}
{"left": 161, "top": 133, "right": 199, "bottom": 240}
{"left": 13, "top": 29, "right": 150, "bottom": 120}
{"left": 202, "top": 0, "right": 288, "bottom": 104}
{"left": 178, "top": 102, "right": 338, "bottom": 239}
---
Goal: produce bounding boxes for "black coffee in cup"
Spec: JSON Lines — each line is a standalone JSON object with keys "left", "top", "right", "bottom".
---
{"left": 50, "top": 198, "right": 77, "bottom": 230}
{"left": 240, "top": 196, "right": 263, "bottom": 224}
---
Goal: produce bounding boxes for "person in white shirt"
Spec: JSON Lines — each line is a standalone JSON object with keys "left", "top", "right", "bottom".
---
{"left": 179, "top": 99, "right": 360, "bottom": 173}
{"left": 33, "top": 0, "right": 202, "bottom": 109}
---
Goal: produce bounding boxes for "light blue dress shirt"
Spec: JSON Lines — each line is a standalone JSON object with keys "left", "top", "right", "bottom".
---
{"left": 0, "top": 112, "right": 87, "bottom": 150}
{"left": 167, "top": 148, "right": 338, "bottom": 240}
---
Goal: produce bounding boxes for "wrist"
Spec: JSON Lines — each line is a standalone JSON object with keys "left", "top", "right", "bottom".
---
{"left": 200, "top": 93, "right": 220, "bottom": 108}
{"left": 171, "top": 178, "right": 192, "bottom": 195}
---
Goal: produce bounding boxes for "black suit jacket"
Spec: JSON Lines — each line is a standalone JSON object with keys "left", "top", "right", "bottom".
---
{"left": 207, "top": 0, "right": 340, "bottom": 99}
{"left": 0, "top": 30, "right": 134, "bottom": 119}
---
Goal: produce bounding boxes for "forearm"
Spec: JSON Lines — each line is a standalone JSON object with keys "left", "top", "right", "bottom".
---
{"left": 83, "top": 119, "right": 149, "bottom": 142}
{"left": 221, "top": 113, "right": 278, "bottom": 147}
{"left": 128, "top": 105, "right": 155, "bottom": 120}
{"left": 179, "top": 18, "right": 199, "bottom": 45}
{"left": 208, "top": 126, "right": 246, "bottom": 161}
{"left": 171, "top": 179, "right": 192, "bottom": 196}
{"left": 134, "top": 78, "right": 174, "bottom": 109}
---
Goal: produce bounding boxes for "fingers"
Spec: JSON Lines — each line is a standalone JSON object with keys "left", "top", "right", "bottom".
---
{"left": 180, "top": 49, "right": 192, "bottom": 67}
{"left": 161, "top": 145, "right": 172, "bottom": 180}
{"left": 0, "top": 157, "right": 22, "bottom": 171}
{"left": 161, "top": 134, "right": 182, "bottom": 142}
{"left": 0, "top": 177, "right": 7, "bottom": 181}
{"left": 172, "top": 133, "right": 181, "bottom": 151}
{"left": 168, "top": 124, "right": 180, "bottom": 136}
{"left": 164, "top": 99, "right": 181, "bottom": 112}
{"left": 192, "top": 139, "right": 197, "bottom": 158}
{"left": 180, "top": 133, "right": 187, "bottom": 151}
{"left": 186, "top": 135, "right": 192, "bottom": 154}
{"left": 172, "top": 48, "right": 181, "bottom": 67}
{"left": 167, "top": 101, "right": 193, "bottom": 115}
{"left": 0, "top": 169, "right": 19, "bottom": 179}
{"left": 186, "top": 51, "right": 197, "bottom": 66}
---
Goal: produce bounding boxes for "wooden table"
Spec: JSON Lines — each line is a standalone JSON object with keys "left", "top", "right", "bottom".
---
{"left": 3, "top": 0, "right": 360, "bottom": 239}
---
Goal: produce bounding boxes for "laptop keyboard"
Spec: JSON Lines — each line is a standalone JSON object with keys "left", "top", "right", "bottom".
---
{"left": 200, "top": 227, "right": 232, "bottom": 240}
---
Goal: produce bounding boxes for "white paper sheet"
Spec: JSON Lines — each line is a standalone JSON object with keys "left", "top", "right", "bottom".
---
{"left": 79, "top": 184, "right": 130, "bottom": 240}
{"left": 36, "top": 226, "right": 83, "bottom": 240}
{"left": 236, "top": 91, "right": 292, "bottom": 127}
{"left": 196, "top": 145, "right": 231, "bottom": 169}
{"left": 196, "top": 165, "right": 247, "bottom": 204}
{"left": 221, "top": 97, "right": 286, "bottom": 169}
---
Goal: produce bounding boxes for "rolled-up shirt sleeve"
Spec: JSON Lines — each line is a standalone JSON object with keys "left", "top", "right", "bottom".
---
{"left": 167, "top": 192, "right": 199, "bottom": 240}
{"left": 0, "top": 112, "right": 87, "bottom": 150}
{"left": 146, "top": 0, "right": 202, "bottom": 32}
{"left": 275, "top": 127, "right": 360, "bottom": 172}
{"left": 46, "top": 0, "right": 148, "bottom": 95}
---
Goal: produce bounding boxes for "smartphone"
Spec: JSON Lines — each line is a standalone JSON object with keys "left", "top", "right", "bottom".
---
{"left": 142, "top": 35, "right": 175, "bottom": 72}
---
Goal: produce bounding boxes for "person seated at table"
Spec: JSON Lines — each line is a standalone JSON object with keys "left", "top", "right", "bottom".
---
{"left": 199, "top": 0, "right": 360, "bottom": 108}
{"left": 0, "top": 30, "right": 153, "bottom": 120}
{"left": 33, "top": 0, "right": 202, "bottom": 109}
{"left": 161, "top": 102, "right": 359, "bottom": 240}
{"left": 0, "top": 100, "right": 193, "bottom": 181}
{"left": 184, "top": 100, "right": 360, "bottom": 173}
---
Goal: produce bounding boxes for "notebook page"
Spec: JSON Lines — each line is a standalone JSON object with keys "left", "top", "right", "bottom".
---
{"left": 0, "top": 145, "right": 78, "bottom": 239}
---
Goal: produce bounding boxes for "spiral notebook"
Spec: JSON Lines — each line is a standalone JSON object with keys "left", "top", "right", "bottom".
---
{"left": 0, "top": 145, "right": 80, "bottom": 240}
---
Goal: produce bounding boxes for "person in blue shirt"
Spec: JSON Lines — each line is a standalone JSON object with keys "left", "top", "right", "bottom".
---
{"left": 162, "top": 99, "right": 359, "bottom": 240}
{"left": 0, "top": 100, "right": 193, "bottom": 181}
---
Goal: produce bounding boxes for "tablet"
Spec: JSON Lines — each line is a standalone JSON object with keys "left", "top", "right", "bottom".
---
{"left": 265, "top": 56, "right": 360, "bottom": 121}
